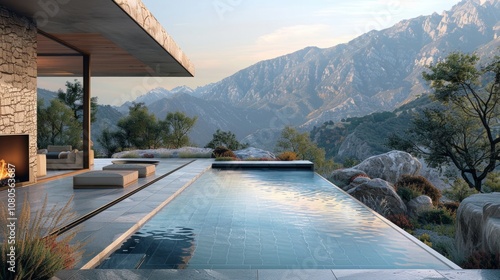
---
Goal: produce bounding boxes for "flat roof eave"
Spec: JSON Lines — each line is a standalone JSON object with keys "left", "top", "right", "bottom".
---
{"left": 2, "top": 0, "right": 194, "bottom": 77}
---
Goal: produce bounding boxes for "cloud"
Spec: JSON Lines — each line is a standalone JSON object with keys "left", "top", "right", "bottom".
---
{"left": 247, "top": 24, "right": 351, "bottom": 61}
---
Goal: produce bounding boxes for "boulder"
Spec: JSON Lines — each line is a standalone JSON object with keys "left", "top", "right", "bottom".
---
{"left": 233, "top": 147, "right": 276, "bottom": 160}
{"left": 407, "top": 195, "right": 434, "bottom": 218}
{"left": 347, "top": 178, "right": 407, "bottom": 216}
{"left": 352, "top": 150, "right": 421, "bottom": 184}
{"left": 327, "top": 168, "right": 368, "bottom": 190}
{"left": 456, "top": 193, "right": 500, "bottom": 259}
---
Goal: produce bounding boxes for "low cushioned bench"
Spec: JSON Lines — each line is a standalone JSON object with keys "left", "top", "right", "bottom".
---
{"left": 102, "top": 164, "right": 155, "bottom": 178}
{"left": 73, "top": 170, "right": 138, "bottom": 189}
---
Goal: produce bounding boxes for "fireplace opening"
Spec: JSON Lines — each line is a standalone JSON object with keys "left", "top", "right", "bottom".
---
{"left": 0, "top": 134, "right": 30, "bottom": 186}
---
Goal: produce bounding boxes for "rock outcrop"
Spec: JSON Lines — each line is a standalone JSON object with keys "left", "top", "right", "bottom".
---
{"left": 328, "top": 168, "right": 368, "bottom": 190}
{"left": 234, "top": 147, "right": 276, "bottom": 160}
{"left": 351, "top": 150, "right": 422, "bottom": 184}
{"left": 456, "top": 193, "right": 500, "bottom": 259}
{"left": 407, "top": 195, "right": 434, "bottom": 218}
{"left": 347, "top": 178, "right": 407, "bottom": 216}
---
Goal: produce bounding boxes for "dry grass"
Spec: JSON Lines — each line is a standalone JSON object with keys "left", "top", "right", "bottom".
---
{"left": 0, "top": 195, "right": 84, "bottom": 280}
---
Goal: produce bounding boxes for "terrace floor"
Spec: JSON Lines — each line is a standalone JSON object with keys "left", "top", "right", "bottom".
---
{"left": 1, "top": 158, "right": 498, "bottom": 279}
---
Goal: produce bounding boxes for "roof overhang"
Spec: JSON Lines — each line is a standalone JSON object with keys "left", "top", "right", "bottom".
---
{"left": 2, "top": 0, "right": 194, "bottom": 77}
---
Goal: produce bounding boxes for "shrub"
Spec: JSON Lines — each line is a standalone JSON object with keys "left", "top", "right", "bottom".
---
{"left": 387, "top": 214, "right": 414, "bottom": 230}
{"left": 418, "top": 209, "right": 454, "bottom": 225}
{"left": 395, "top": 175, "right": 441, "bottom": 205}
{"left": 396, "top": 186, "right": 422, "bottom": 203}
{"left": 418, "top": 233, "right": 432, "bottom": 247}
{"left": 483, "top": 171, "right": 500, "bottom": 193}
{"left": 277, "top": 151, "right": 297, "bottom": 161}
{"left": 0, "top": 195, "right": 83, "bottom": 280}
{"left": 443, "top": 178, "right": 478, "bottom": 202}
{"left": 212, "top": 146, "right": 236, "bottom": 158}
{"left": 441, "top": 201, "right": 460, "bottom": 216}
{"left": 461, "top": 250, "right": 500, "bottom": 269}
{"left": 142, "top": 153, "right": 154, "bottom": 158}
{"left": 120, "top": 152, "right": 140, "bottom": 158}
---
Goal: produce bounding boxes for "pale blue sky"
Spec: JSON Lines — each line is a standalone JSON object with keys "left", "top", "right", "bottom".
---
{"left": 38, "top": 0, "right": 461, "bottom": 105}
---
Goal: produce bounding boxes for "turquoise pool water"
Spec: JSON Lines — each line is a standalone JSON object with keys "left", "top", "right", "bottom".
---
{"left": 98, "top": 169, "right": 457, "bottom": 269}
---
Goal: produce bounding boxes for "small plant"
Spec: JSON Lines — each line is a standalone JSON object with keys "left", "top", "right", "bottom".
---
{"left": 418, "top": 233, "right": 432, "bottom": 247}
{"left": 417, "top": 208, "right": 454, "bottom": 225}
{"left": 212, "top": 146, "right": 236, "bottom": 158}
{"left": 443, "top": 178, "right": 478, "bottom": 202}
{"left": 396, "top": 186, "right": 422, "bottom": 203}
{"left": 277, "top": 151, "right": 297, "bottom": 161}
{"left": 483, "top": 171, "right": 500, "bottom": 193}
{"left": 0, "top": 195, "right": 84, "bottom": 279}
{"left": 440, "top": 201, "right": 460, "bottom": 216}
{"left": 461, "top": 250, "right": 500, "bottom": 269}
{"left": 387, "top": 214, "right": 414, "bottom": 230}
{"left": 395, "top": 175, "right": 441, "bottom": 205}
{"left": 142, "top": 153, "right": 154, "bottom": 158}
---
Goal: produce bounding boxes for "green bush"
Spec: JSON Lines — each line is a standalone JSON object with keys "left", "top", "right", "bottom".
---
{"left": 396, "top": 186, "right": 422, "bottom": 203}
{"left": 443, "top": 178, "right": 478, "bottom": 202}
{"left": 418, "top": 233, "right": 432, "bottom": 247}
{"left": 395, "top": 175, "right": 441, "bottom": 205}
{"left": 483, "top": 172, "right": 500, "bottom": 193}
{"left": 418, "top": 209, "right": 454, "bottom": 225}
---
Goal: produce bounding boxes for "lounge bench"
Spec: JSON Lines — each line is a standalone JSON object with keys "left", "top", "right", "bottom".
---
{"left": 73, "top": 170, "right": 138, "bottom": 189}
{"left": 102, "top": 163, "right": 155, "bottom": 178}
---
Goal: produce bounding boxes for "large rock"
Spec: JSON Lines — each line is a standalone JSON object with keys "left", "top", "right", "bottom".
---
{"left": 347, "top": 178, "right": 407, "bottom": 216}
{"left": 352, "top": 150, "right": 422, "bottom": 184}
{"left": 407, "top": 195, "right": 434, "bottom": 218}
{"left": 233, "top": 147, "right": 276, "bottom": 160}
{"left": 328, "top": 168, "right": 368, "bottom": 190}
{"left": 456, "top": 193, "right": 500, "bottom": 259}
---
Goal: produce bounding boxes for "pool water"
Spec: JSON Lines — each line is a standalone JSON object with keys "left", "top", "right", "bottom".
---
{"left": 98, "top": 169, "right": 456, "bottom": 269}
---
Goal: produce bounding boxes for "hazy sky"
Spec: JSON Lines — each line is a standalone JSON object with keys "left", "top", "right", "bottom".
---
{"left": 38, "top": 0, "right": 461, "bottom": 105}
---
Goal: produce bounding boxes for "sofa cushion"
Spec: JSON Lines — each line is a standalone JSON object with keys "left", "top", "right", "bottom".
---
{"left": 47, "top": 145, "right": 72, "bottom": 152}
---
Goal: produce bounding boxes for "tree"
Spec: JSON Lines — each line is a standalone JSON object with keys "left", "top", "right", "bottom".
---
{"left": 161, "top": 112, "right": 197, "bottom": 148}
{"left": 97, "top": 128, "right": 121, "bottom": 157}
{"left": 275, "top": 126, "right": 339, "bottom": 176}
{"left": 205, "top": 129, "right": 249, "bottom": 150}
{"left": 57, "top": 79, "right": 98, "bottom": 123}
{"left": 389, "top": 52, "right": 500, "bottom": 191}
{"left": 37, "top": 99, "right": 81, "bottom": 149}
{"left": 116, "top": 103, "right": 162, "bottom": 149}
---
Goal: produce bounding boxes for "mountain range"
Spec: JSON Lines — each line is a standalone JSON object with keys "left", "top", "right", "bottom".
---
{"left": 38, "top": 0, "right": 500, "bottom": 156}
{"left": 120, "top": 0, "right": 499, "bottom": 149}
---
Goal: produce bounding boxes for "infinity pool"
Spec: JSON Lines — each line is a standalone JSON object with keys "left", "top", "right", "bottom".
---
{"left": 98, "top": 169, "right": 457, "bottom": 269}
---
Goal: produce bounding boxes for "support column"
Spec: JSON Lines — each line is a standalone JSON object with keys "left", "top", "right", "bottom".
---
{"left": 83, "top": 54, "right": 91, "bottom": 169}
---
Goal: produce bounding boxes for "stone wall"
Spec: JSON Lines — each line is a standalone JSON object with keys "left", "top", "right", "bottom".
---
{"left": 0, "top": 7, "right": 38, "bottom": 183}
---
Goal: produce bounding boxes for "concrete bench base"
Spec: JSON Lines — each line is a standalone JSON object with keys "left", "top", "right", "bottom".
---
{"left": 73, "top": 170, "right": 138, "bottom": 189}
{"left": 102, "top": 164, "right": 155, "bottom": 178}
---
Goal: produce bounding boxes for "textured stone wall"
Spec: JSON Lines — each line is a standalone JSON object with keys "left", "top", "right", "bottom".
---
{"left": 0, "top": 7, "right": 38, "bottom": 183}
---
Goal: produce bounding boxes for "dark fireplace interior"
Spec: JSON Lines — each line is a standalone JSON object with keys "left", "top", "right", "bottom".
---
{"left": 0, "top": 134, "right": 30, "bottom": 186}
